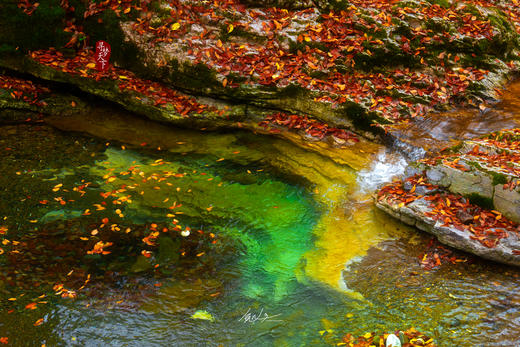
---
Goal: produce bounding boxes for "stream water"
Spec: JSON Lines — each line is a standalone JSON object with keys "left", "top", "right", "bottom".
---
{"left": 0, "top": 92, "right": 520, "bottom": 346}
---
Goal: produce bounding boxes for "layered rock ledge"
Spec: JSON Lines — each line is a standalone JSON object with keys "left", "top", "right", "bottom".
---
{"left": 2, "top": 0, "right": 520, "bottom": 141}
{"left": 376, "top": 129, "right": 520, "bottom": 266}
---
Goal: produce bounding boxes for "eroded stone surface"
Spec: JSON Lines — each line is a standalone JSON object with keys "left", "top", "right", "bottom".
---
{"left": 376, "top": 196, "right": 520, "bottom": 267}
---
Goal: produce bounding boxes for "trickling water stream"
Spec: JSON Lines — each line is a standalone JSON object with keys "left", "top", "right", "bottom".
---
{"left": 390, "top": 80, "right": 520, "bottom": 157}
{"left": 0, "top": 91, "right": 519, "bottom": 345}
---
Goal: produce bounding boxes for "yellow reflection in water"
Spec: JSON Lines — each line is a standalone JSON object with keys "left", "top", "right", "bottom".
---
{"left": 304, "top": 192, "right": 410, "bottom": 291}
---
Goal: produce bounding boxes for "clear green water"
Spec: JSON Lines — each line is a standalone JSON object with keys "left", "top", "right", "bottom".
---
{"left": 0, "top": 122, "right": 519, "bottom": 346}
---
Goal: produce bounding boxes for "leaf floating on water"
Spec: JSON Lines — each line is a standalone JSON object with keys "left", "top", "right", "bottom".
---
{"left": 87, "top": 241, "right": 113, "bottom": 255}
{"left": 191, "top": 310, "right": 214, "bottom": 322}
{"left": 25, "top": 302, "right": 37, "bottom": 310}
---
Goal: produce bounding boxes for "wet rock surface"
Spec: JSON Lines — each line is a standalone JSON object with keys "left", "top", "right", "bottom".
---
{"left": 2, "top": 0, "right": 520, "bottom": 142}
{"left": 376, "top": 195, "right": 520, "bottom": 266}
{"left": 376, "top": 128, "right": 520, "bottom": 266}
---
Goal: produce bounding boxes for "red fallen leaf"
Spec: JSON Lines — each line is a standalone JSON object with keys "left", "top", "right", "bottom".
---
{"left": 25, "top": 302, "right": 37, "bottom": 310}
{"left": 0, "top": 337, "right": 7, "bottom": 344}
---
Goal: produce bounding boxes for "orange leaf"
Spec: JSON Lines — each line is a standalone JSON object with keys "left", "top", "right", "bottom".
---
{"left": 25, "top": 302, "right": 37, "bottom": 310}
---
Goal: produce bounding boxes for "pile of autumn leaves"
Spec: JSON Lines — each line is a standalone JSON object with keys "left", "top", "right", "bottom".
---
{"left": 11, "top": 0, "right": 520, "bottom": 138}
{"left": 378, "top": 129, "right": 520, "bottom": 250}
{"left": 340, "top": 327, "right": 435, "bottom": 347}
{"left": 30, "top": 48, "right": 219, "bottom": 116}
{"left": 259, "top": 112, "right": 359, "bottom": 142}
{"left": 0, "top": 75, "right": 48, "bottom": 106}
{"left": 378, "top": 174, "right": 517, "bottom": 248}
{"left": 127, "top": 0, "right": 516, "bottom": 123}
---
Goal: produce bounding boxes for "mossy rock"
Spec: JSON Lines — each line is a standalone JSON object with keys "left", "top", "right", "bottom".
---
{"left": 0, "top": 1, "right": 71, "bottom": 53}
{"left": 465, "top": 193, "right": 494, "bottom": 210}
{"left": 237, "top": 0, "right": 316, "bottom": 9}
{"left": 426, "top": 0, "right": 452, "bottom": 8}
{"left": 131, "top": 255, "right": 154, "bottom": 273}
{"left": 83, "top": 10, "right": 145, "bottom": 75}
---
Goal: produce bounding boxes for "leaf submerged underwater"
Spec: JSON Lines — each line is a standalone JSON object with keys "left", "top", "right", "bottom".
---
{"left": 191, "top": 310, "right": 215, "bottom": 322}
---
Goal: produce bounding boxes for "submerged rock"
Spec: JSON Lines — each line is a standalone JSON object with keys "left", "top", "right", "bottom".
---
{"left": 131, "top": 255, "right": 154, "bottom": 273}
{"left": 385, "top": 334, "right": 401, "bottom": 347}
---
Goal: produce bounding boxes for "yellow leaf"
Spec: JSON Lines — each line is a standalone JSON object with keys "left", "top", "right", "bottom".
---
{"left": 171, "top": 22, "right": 180, "bottom": 31}
{"left": 86, "top": 63, "right": 96, "bottom": 69}
{"left": 227, "top": 24, "right": 234, "bottom": 33}
{"left": 123, "top": 7, "right": 131, "bottom": 14}
{"left": 191, "top": 310, "right": 214, "bottom": 321}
